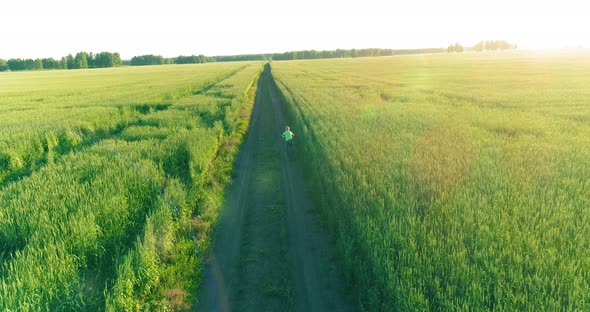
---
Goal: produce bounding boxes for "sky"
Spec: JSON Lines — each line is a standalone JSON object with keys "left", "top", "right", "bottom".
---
{"left": 1, "top": 0, "right": 588, "bottom": 60}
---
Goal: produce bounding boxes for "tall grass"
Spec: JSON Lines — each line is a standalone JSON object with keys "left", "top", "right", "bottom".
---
{"left": 270, "top": 52, "right": 590, "bottom": 310}
{"left": 0, "top": 62, "right": 263, "bottom": 310}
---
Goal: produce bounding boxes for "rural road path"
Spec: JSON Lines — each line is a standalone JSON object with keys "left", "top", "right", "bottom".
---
{"left": 196, "top": 67, "right": 352, "bottom": 311}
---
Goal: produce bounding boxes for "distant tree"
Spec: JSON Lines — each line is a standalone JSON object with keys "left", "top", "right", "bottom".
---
{"left": 41, "top": 58, "right": 51, "bottom": 70}
{"left": 8, "top": 58, "right": 37, "bottom": 71}
{"left": 2, "top": 51, "right": 121, "bottom": 72}
{"left": 448, "top": 43, "right": 464, "bottom": 53}
{"left": 473, "top": 40, "right": 516, "bottom": 52}
{"left": 23, "top": 59, "right": 34, "bottom": 70}
{"left": 42, "top": 58, "right": 61, "bottom": 70}
{"left": 175, "top": 56, "right": 186, "bottom": 64}
{"left": 0, "top": 59, "right": 7, "bottom": 71}
{"left": 287, "top": 51, "right": 298, "bottom": 60}
{"left": 358, "top": 48, "right": 378, "bottom": 57}
{"left": 66, "top": 54, "right": 75, "bottom": 69}
{"left": 302, "top": 50, "right": 319, "bottom": 59}
{"left": 60, "top": 57, "right": 68, "bottom": 69}
{"left": 175, "top": 55, "right": 203, "bottom": 64}
{"left": 91, "top": 52, "right": 123, "bottom": 68}
{"left": 88, "top": 52, "right": 95, "bottom": 68}
{"left": 266, "top": 48, "right": 437, "bottom": 61}
{"left": 112, "top": 53, "right": 122, "bottom": 67}
{"left": 7, "top": 59, "right": 24, "bottom": 71}
{"left": 34, "top": 59, "right": 43, "bottom": 70}
{"left": 74, "top": 52, "right": 89, "bottom": 69}
{"left": 94, "top": 52, "right": 112, "bottom": 68}
{"left": 130, "top": 54, "right": 164, "bottom": 66}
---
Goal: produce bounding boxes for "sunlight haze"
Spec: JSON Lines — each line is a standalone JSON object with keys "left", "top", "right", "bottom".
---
{"left": 1, "top": 0, "right": 588, "bottom": 59}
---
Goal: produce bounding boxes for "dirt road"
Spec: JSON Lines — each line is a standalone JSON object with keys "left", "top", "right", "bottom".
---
{"left": 196, "top": 67, "right": 351, "bottom": 311}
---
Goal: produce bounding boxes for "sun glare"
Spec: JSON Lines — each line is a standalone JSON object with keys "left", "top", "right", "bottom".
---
{"left": 0, "top": 0, "right": 588, "bottom": 58}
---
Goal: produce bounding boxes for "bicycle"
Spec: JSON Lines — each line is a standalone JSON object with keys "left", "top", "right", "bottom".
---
{"left": 286, "top": 139, "right": 295, "bottom": 161}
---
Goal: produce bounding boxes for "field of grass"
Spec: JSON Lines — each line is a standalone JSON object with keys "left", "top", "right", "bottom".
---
{"left": 0, "top": 62, "right": 262, "bottom": 310}
{"left": 270, "top": 51, "right": 590, "bottom": 310}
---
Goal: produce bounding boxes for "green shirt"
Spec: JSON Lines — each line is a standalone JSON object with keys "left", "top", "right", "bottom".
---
{"left": 282, "top": 130, "right": 294, "bottom": 141}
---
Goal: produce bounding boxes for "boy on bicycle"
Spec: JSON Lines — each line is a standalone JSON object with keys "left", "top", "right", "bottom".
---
{"left": 282, "top": 126, "right": 295, "bottom": 148}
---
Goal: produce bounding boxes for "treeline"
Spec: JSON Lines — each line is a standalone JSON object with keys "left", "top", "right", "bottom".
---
{"left": 447, "top": 43, "right": 464, "bottom": 53}
{"left": 125, "top": 54, "right": 207, "bottom": 66}
{"left": 448, "top": 40, "right": 517, "bottom": 53}
{"left": 125, "top": 48, "right": 446, "bottom": 65}
{"left": 272, "top": 48, "right": 447, "bottom": 60}
{"left": 474, "top": 40, "right": 517, "bottom": 51}
{"left": 175, "top": 54, "right": 206, "bottom": 64}
{"left": 129, "top": 54, "right": 164, "bottom": 66}
{"left": 209, "top": 48, "right": 446, "bottom": 62}
{"left": 0, "top": 46, "right": 465, "bottom": 72}
{"left": 0, "top": 51, "right": 122, "bottom": 72}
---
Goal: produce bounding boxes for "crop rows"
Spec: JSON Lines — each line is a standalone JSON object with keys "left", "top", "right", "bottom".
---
{"left": 270, "top": 52, "right": 590, "bottom": 310}
{"left": 0, "top": 62, "right": 262, "bottom": 310}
